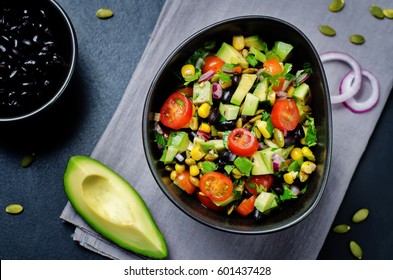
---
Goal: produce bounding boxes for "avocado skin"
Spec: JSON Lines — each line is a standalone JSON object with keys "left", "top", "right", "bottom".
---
{"left": 64, "top": 156, "right": 168, "bottom": 259}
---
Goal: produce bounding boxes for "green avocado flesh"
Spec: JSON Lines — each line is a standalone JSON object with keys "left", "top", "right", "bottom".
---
{"left": 63, "top": 156, "right": 168, "bottom": 259}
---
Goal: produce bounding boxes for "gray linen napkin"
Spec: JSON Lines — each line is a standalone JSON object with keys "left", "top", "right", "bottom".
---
{"left": 61, "top": 0, "right": 393, "bottom": 259}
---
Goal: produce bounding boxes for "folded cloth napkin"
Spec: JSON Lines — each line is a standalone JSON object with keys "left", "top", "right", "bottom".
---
{"left": 61, "top": 0, "right": 393, "bottom": 259}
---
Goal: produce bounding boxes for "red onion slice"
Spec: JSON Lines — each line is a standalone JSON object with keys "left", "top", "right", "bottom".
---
{"left": 340, "top": 69, "right": 379, "bottom": 113}
{"left": 320, "top": 51, "right": 362, "bottom": 104}
{"left": 198, "top": 69, "right": 214, "bottom": 83}
{"left": 212, "top": 83, "right": 223, "bottom": 99}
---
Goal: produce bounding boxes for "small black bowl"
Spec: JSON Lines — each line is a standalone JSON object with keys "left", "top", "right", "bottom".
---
{"left": 143, "top": 16, "right": 332, "bottom": 234}
{"left": 0, "top": 0, "right": 77, "bottom": 122}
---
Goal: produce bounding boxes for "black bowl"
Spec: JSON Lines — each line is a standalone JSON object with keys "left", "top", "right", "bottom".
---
{"left": 0, "top": 0, "right": 77, "bottom": 122}
{"left": 143, "top": 16, "right": 332, "bottom": 234}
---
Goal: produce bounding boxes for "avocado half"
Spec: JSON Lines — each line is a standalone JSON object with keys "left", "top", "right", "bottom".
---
{"left": 64, "top": 156, "right": 168, "bottom": 259}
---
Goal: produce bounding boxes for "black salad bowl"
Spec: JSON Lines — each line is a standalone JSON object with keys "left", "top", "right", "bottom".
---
{"left": 143, "top": 16, "right": 332, "bottom": 234}
{"left": 0, "top": 0, "right": 77, "bottom": 122}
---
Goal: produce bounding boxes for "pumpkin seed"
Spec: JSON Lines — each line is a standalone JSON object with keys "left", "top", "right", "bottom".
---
{"left": 319, "top": 25, "right": 336, "bottom": 36}
{"left": 6, "top": 204, "right": 24, "bottom": 215}
{"left": 21, "top": 153, "right": 35, "bottom": 168}
{"left": 329, "top": 0, "right": 345, "bottom": 12}
{"left": 370, "top": 5, "right": 384, "bottom": 19}
{"left": 333, "top": 224, "right": 351, "bottom": 234}
{"left": 349, "top": 34, "right": 365, "bottom": 45}
{"left": 383, "top": 9, "right": 393, "bottom": 19}
{"left": 349, "top": 241, "right": 363, "bottom": 259}
{"left": 96, "top": 8, "right": 114, "bottom": 19}
{"left": 352, "top": 208, "right": 369, "bottom": 223}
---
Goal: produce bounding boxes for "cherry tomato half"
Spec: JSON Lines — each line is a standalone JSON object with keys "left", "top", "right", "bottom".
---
{"left": 245, "top": 175, "right": 274, "bottom": 196}
{"left": 263, "top": 58, "right": 283, "bottom": 76}
{"left": 202, "top": 56, "right": 224, "bottom": 74}
{"left": 197, "top": 192, "right": 224, "bottom": 211}
{"left": 227, "top": 128, "right": 259, "bottom": 157}
{"left": 199, "top": 172, "right": 233, "bottom": 202}
{"left": 272, "top": 77, "right": 285, "bottom": 92}
{"left": 235, "top": 195, "right": 256, "bottom": 216}
{"left": 159, "top": 92, "right": 193, "bottom": 130}
{"left": 174, "top": 170, "right": 196, "bottom": 195}
{"left": 271, "top": 99, "right": 300, "bottom": 131}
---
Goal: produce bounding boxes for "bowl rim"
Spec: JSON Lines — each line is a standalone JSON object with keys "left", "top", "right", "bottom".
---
{"left": 143, "top": 15, "right": 332, "bottom": 234}
{"left": 0, "top": 0, "right": 78, "bottom": 122}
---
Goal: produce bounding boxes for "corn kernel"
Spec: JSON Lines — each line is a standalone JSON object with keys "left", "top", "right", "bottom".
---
{"left": 190, "top": 146, "right": 206, "bottom": 161}
{"left": 232, "top": 168, "right": 243, "bottom": 179}
{"left": 299, "top": 171, "right": 309, "bottom": 182}
{"left": 170, "top": 170, "right": 177, "bottom": 181}
{"left": 287, "top": 86, "right": 295, "bottom": 97}
{"left": 255, "top": 120, "right": 272, "bottom": 139}
{"left": 181, "top": 64, "right": 195, "bottom": 79}
{"left": 185, "top": 158, "right": 196, "bottom": 166}
{"left": 236, "top": 118, "right": 243, "bottom": 128}
{"left": 301, "top": 161, "right": 316, "bottom": 174}
{"left": 198, "top": 103, "right": 211, "bottom": 118}
{"left": 241, "top": 49, "right": 249, "bottom": 58}
{"left": 219, "top": 79, "right": 232, "bottom": 89}
{"left": 199, "top": 123, "right": 211, "bottom": 133}
{"left": 301, "top": 146, "right": 315, "bottom": 161}
{"left": 175, "top": 164, "right": 185, "bottom": 173}
{"left": 290, "top": 147, "right": 303, "bottom": 160}
{"left": 189, "top": 117, "right": 199, "bottom": 131}
{"left": 204, "top": 153, "right": 218, "bottom": 161}
{"left": 267, "top": 90, "right": 276, "bottom": 106}
{"left": 283, "top": 172, "right": 294, "bottom": 184}
{"left": 232, "top": 35, "right": 245, "bottom": 51}
{"left": 190, "top": 176, "right": 200, "bottom": 187}
{"left": 189, "top": 165, "right": 200, "bottom": 177}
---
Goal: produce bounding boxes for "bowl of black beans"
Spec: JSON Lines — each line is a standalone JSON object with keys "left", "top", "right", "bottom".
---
{"left": 0, "top": 0, "right": 77, "bottom": 121}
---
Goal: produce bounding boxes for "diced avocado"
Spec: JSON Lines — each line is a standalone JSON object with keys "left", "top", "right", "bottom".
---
{"left": 213, "top": 192, "right": 236, "bottom": 207}
{"left": 205, "top": 139, "right": 225, "bottom": 153}
{"left": 242, "top": 93, "right": 259, "bottom": 116}
{"left": 293, "top": 83, "right": 311, "bottom": 105}
{"left": 193, "top": 81, "right": 213, "bottom": 105}
{"left": 244, "top": 35, "right": 265, "bottom": 51}
{"left": 216, "top": 42, "right": 249, "bottom": 69}
{"left": 167, "top": 131, "right": 190, "bottom": 153}
{"left": 254, "top": 191, "right": 277, "bottom": 214}
{"left": 272, "top": 41, "right": 293, "bottom": 62}
{"left": 249, "top": 46, "right": 266, "bottom": 63}
{"left": 253, "top": 79, "right": 268, "bottom": 101}
{"left": 199, "top": 141, "right": 216, "bottom": 153}
{"left": 234, "top": 156, "right": 253, "bottom": 177}
{"left": 160, "top": 145, "right": 179, "bottom": 164}
{"left": 230, "top": 73, "right": 257, "bottom": 105}
{"left": 64, "top": 156, "right": 168, "bottom": 259}
{"left": 219, "top": 102, "right": 240, "bottom": 120}
{"left": 264, "top": 138, "right": 279, "bottom": 148}
{"left": 297, "top": 104, "right": 312, "bottom": 124}
{"left": 251, "top": 150, "right": 273, "bottom": 175}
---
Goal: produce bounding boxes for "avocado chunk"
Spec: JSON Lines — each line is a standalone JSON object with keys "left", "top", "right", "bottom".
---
{"left": 219, "top": 102, "right": 240, "bottom": 120}
{"left": 272, "top": 41, "right": 293, "bottom": 62}
{"left": 64, "top": 156, "right": 168, "bottom": 259}
{"left": 254, "top": 191, "right": 278, "bottom": 214}
{"left": 244, "top": 35, "right": 265, "bottom": 51}
{"left": 293, "top": 83, "right": 311, "bottom": 105}
{"left": 159, "top": 145, "right": 178, "bottom": 164}
{"left": 251, "top": 149, "right": 274, "bottom": 175}
{"left": 230, "top": 73, "right": 257, "bottom": 105}
{"left": 242, "top": 93, "right": 259, "bottom": 116}
{"left": 253, "top": 79, "right": 268, "bottom": 101}
{"left": 249, "top": 46, "right": 266, "bottom": 63}
{"left": 216, "top": 42, "right": 249, "bottom": 69}
{"left": 234, "top": 156, "right": 253, "bottom": 176}
{"left": 193, "top": 81, "right": 213, "bottom": 105}
{"left": 167, "top": 131, "right": 190, "bottom": 153}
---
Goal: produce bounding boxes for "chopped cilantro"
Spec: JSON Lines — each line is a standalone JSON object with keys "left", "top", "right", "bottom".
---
{"left": 279, "top": 184, "right": 297, "bottom": 201}
{"left": 304, "top": 115, "right": 317, "bottom": 147}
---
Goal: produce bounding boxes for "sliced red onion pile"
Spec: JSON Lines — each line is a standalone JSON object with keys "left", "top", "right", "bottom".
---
{"left": 320, "top": 51, "right": 379, "bottom": 113}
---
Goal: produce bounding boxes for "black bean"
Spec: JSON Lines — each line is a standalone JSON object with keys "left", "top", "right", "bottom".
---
{"left": 215, "top": 120, "right": 236, "bottom": 131}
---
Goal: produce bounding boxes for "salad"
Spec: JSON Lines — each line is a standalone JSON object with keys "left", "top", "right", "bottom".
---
{"left": 153, "top": 34, "right": 317, "bottom": 220}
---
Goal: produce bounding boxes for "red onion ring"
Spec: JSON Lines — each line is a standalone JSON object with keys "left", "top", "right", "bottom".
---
{"left": 320, "top": 51, "right": 362, "bottom": 104}
{"left": 198, "top": 69, "right": 214, "bottom": 83}
{"left": 340, "top": 69, "right": 379, "bottom": 113}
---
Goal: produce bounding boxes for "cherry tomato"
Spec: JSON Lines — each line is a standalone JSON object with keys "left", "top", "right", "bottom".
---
{"left": 245, "top": 175, "right": 274, "bottom": 196}
{"left": 227, "top": 128, "right": 259, "bottom": 157}
{"left": 174, "top": 170, "right": 196, "bottom": 195}
{"left": 235, "top": 195, "right": 256, "bottom": 217}
{"left": 271, "top": 99, "right": 300, "bottom": 131}
{"left": 159, "top": 92, "right": 193, "bottom": 130}
{"left": 202, "top": 56, "right": 224, "bottom": 74}
{"left": 263, "top": 58, "right": 283, "bottom": 76}
{"left": 197, "top": 192, "right": 224, "bottom": 211}
{"left": 199, "top": 172, "right": 233, "bottom": 202}
{"left": 272, "top": 77, "right": 285, "bottom": 91}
